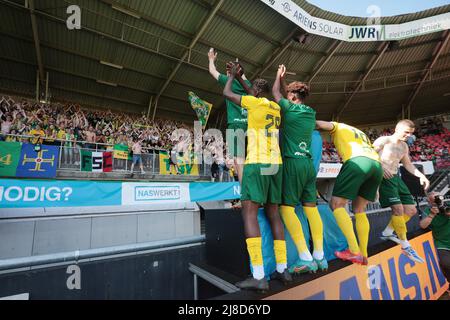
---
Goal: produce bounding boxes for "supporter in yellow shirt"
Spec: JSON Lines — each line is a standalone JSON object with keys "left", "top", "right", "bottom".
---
{"left": 56, "top": 124, "right": 67, "bottom": 147}
{"left": 29, "top": 124, "right": 45, "bottom": 144}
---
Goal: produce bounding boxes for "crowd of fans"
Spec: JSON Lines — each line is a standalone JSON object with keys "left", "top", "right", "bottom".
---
{"left": 0, "top": 94, "right": 448, "bottom": 170}
{"left": 0, "top": 95, "right": 198, "bottom": 152}
{"left": 0, "top": 95, "right": 235, "bottom": 178}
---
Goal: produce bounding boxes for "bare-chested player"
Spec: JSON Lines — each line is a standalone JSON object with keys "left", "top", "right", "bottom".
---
{"left": 373, "top": 119, "right": 430, "bottom": 263}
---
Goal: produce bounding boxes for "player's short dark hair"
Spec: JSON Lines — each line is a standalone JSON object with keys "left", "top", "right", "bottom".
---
{"left": 253, "top": 78, "right": 270, "bottom": 94}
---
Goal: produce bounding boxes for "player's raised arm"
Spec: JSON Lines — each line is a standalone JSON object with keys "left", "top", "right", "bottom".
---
{"left": 228, "top": 62, "right": 254, "bottom": 96}
{"left": 223, "top": 64, "right": 242, "bottom": 106}
{"left": 272, "top": 65, "right": 286, "bottom": 103}
{"left": 208, "top": 48, "right": 220, "bottom": 80}
{"left": 315, "top": 120, "right": 334, "bottom": 132}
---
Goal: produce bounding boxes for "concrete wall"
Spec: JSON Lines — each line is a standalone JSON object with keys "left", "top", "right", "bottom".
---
{"left": 0, "top": 203, "right": 201, "bottom": 260}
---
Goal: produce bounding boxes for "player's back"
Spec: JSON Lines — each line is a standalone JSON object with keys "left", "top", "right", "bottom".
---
{"left": 241, "top": 96, "right": 282, "bottom": 164}
{"left": 279, "top": 99, "right": 316, "bottom": 159}
{"left": 330, "top": 122, "right": 380, "bottom": 163}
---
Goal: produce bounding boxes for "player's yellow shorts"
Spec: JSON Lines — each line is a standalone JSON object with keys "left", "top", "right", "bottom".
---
{"left": 241, "top": 163, "right": 282, "bottom": 204}
{"left": 332, "top": 156, "right": 383, "bottom": 202}
{"left": 282, "top": 157, "right": 317, "bottom": 206}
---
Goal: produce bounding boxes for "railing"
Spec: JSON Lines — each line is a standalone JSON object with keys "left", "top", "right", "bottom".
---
{"left": 429, "top": 168, "right": 449, "bottom": 192}
{"left": 1, "top": 133, "right": 233, "bottom": 179}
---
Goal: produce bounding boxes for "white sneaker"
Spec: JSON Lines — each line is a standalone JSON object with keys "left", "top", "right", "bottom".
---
{"left": 380, "top": 233, "right": 402, "bottom": 245}
{"left": 402, "top": 246, "right": 424, "bottom": 263}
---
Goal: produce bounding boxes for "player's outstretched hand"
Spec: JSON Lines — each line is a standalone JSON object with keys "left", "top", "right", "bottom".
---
{"left": 227, "top": 63, "right": 239, "bottom": 77}
{"left": 208, "top": 48, "right": 217, "bottom": 61}
{"left": 226, "top": 61, "right": 234, "bottom": 73}
{"left": 277, "top": 64, "right": 286, "bottom": 78}
{"left": 420, "top": 176, "right": 430, "bottom": 191}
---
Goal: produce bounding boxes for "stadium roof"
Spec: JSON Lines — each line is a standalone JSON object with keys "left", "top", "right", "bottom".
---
{"left": 0, "top": 0, "right": 449, "bottom": 128}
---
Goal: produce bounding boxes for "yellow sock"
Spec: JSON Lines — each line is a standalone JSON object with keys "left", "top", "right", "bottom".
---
{"left": 388, "top": 214, "right": 411, "bottom": 229}
{"left": 303, "top": 206, "right": 323, "bottom": 252}
{"left": 246, "top": 237, "right": 263, "bottom": 266}
{"left": 391, "top": 215, "right": 407, "bottom": 240}
{"left": 404, "top": 215, "right": 411, "bottom": 224}
{"left": 280, "top": 205, "right": 309, "bottom": 254}
{"left": 273, "top": 240, "right": 287, "bottom": 272}
{"left": 355, "top": 212, "right": 370, "bottom": 258}
{"left": 333, "top": 208, "right": 360, "bottom": 254}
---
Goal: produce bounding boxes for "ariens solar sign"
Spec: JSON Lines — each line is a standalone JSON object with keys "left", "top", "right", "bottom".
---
{"left": 260, "top": 0, "right": 450, "bottom": 42}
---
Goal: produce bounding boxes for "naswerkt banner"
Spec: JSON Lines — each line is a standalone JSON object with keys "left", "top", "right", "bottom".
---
{"left": 259, "top": 0, "right": 450, "bottom": 42}
{"left": 0, "top": 179, "right": 241, "bottom": 210}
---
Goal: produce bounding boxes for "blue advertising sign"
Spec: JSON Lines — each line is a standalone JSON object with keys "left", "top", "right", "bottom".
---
{"left": 16, "top": 143, "right": 59, "bottom": 178}
{"left": 189, "top": 182, "right": 241, "bottom": 202}
{"left": 0, "top": 179, "right": 122, "bottom": 208}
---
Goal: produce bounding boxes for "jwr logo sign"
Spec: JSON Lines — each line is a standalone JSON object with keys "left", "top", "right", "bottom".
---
{"left": 349, "top": 26, "right": 383, "bottom": 40}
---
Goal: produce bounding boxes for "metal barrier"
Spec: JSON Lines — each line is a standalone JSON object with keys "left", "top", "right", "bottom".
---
{"left": 1, "top": 133, "right": 214, "bottom": 176}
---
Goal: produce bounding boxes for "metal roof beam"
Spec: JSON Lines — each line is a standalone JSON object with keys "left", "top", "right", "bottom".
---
{"left": 1, "top": 0, "right": 211, "bottom": 72}
{"left": 51, "top": 85, "right": 196, "bottom": 118}
{"left": 307, "top": 39, "right": 343, "bottom": 83}
{"left": 0, "top": 55, "right": 195, "bottom": 106}
{"left": 98, "top": 0, "right": 260, "bottom": 68}
{"left": 252, "top": 29, "right": 299, "bottom": 79}
{"left": 402, "top": 30, "right": 450, "bottom": 117}
{"left": 191, "top": 0, "right": 280, "bottom": 47}
{"left": 0, "top": 30, "right": 222, "bottom": 97}
{"left": 335, "top": 42, "right": 390, "bottom": 120}
{"left": 28, "top": 0, "right": 44, "bottom": 82}
{"left": 250, "top": 6, "right": 321, "bottom": 79}
{"left": 52, "top": 86, "right": 195, "bottom": 118}
{"left": 152, "top": 0, "right": 225, "bottom": 120}
{"left": 334, "top": 37, "right": 444, "bottom": 57}
{"left": 0, "top": 73, "right": 142, "bottom": 107}
{"left": 53, "top": 84, "right": 195, "bottom": 117}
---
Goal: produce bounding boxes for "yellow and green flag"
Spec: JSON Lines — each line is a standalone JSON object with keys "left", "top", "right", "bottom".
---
{"left": 159, "top": 151, "right": 199, "bottom": 176}
{"left": 113, "top": 144, "right": 129, "bottom": 160}
{"left": 188, "top": 91, "right": 212, "bottom": 130}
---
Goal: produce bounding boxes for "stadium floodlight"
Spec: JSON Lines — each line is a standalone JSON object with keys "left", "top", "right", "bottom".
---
{"left": 96, "top": 79, "right": 118, "bottom": 87}
{"left": 100, "top": 60, "right": 123, "bottom": 70}
{"left": 111, "top": 5, "right": 141, "bottom": 19}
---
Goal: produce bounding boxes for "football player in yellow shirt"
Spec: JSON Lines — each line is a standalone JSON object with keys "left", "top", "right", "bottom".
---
{"left": 316, "top": 121, "right": 383, "bottom": 265}
{"left": 223, "top": 64, "right": 291, "bottom": 291}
